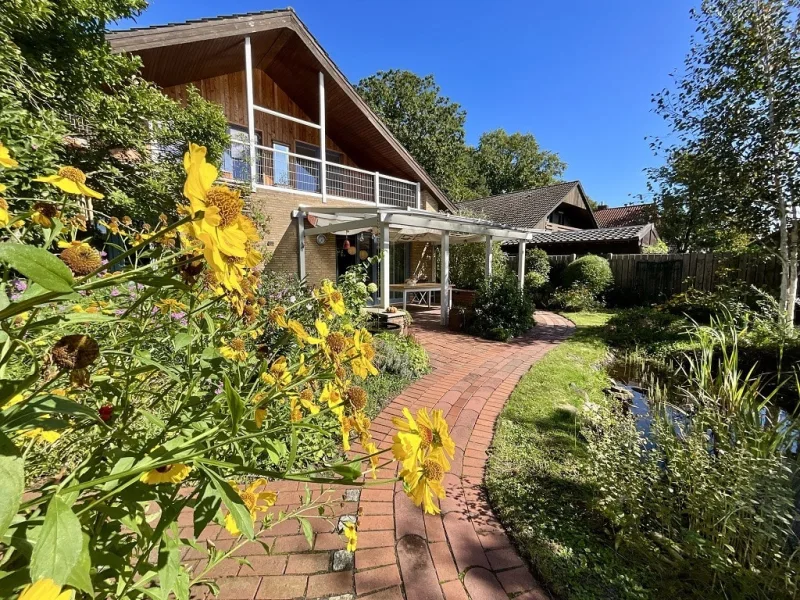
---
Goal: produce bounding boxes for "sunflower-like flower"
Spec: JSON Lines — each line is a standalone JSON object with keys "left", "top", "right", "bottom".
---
{"left": 58, "top": 241, "right": 101, "bottom": 276}
{"left": 21, "top": 427, "right": 61, "bottom": 444}
{"left": 391, "top": 407, "right": 455, "bottom": 472}
{"left": 181, "top": 143, "right": 257, "bottom": 291}
{"left": 224, "top": 479, "right": 277, "bottom": 536}
{"left": 139, "top": 463, "right": 192, "bottom": 485}
{"left": 400, "top": 456, "right": 447, "bottom": 514}
{"left": 100, "top": 216, "right": 123, "bottom": 236}
{"left": 0, "top": 142, "right": 18, "bottom": 169}
{"left": 314, "top": 280, "right": 346, "bottom": 317}
{"left": 220, "top": 337, "right": 248, "bottom": 362}
{"left": 364, "top": 441, "right": 380, "bottom": 478}
{"left": 268, "top": 306, "right": 288, "bottom": 328}
{"left": 18, "top": 578, "right": 74, "bottom": 600}
{"left": 51, "top": 335, "right": 100, "bottom": 370}
{"left": 261, "top": 356, "right": 292, "bottom": 388}
{"left": 155, "top": 298, "right": 188, "bottom": 314}
{"left": 343, "top": 521, "right": 358, "bottom": 552}
{"left": 350, "top": 329, "right": 378, "bottom": 378}
{"left": 346, "top": 386, "right": 368, "bottom": 412}
{"left": 31, "top": 202, "right": 59, "bottom": 228}
{"left": 34, "top": 166, "right": 103, "bottom": 198}
{"left": 286, "top": 319, "right": 320, "bottom": 347}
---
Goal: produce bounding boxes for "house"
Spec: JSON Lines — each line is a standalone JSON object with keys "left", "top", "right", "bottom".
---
{"left": 594, "top": 203, "right": 655, "bottom": 228}
{"left": 107, "top": 9, "right": 541, "bottom": 323}
{"left": 460, "top": 182, "right": 661, "bottom": 255}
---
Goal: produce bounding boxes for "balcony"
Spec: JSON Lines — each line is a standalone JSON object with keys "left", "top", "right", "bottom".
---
{"left": 222, "top": 140, "right": 420, "bottom": 209}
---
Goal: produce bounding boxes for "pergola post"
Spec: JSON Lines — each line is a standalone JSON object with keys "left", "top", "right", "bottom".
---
{"left": 440, "top": 232, "right": 450, "bottom": 326}
{"left": 244, "top": 36, "right": 257, "bottom": 187}
{"left": 380, "top": 223, "right": 390, "bottom": 309}
{"left": 297, "top": 214, "right": 306, "bottom": 280}
{"left": 517, "top": 241, "right": 527, "bottom": 289}
{"left": 485, "top": 235, "right": 494, "bottom": 278}
{"left": 319, "top": 71, "right": 327, "bottom": 202}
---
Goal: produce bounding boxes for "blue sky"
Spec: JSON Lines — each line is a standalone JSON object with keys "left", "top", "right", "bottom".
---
{"left": 114, "top": 0, "right": 697, "bottom": 207}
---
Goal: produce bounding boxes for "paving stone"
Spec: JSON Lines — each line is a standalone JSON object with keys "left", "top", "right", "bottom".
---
{"left": 497, "top": 565, "right": 539, "bottom": 595}
{"left": 463, "top": 567, "right": 508, "bottom": 600}
{"left": 354, "top": 563, "right": 401, "bottom": 596}
{"left": 285, "top": 552, "right": 330, "bottom": 574}
{"left": 485, "top": 546, "right": 525, "bottom": 570}
{"left": 355, "top": 546, "right": 396, "bottom": 570}
{"left": 396, "top": 535, "right": 444, "bottom": 600}
{"left": 254, "top": 575, "right": 308, "bottom": 599}
{"left": 440, "top": 580, "right": 469, "bottom": 600}
{"left": 332, "top": 549, "right": 354, "bottom": 572}
{"left": 336, "top": 514, "right": 357, "bottom": 533}
{"left": 306, "top": 571, "right": 354, "bottom": 598}
{"left": 214, "top": 576, "right": 261, "bottom": 599}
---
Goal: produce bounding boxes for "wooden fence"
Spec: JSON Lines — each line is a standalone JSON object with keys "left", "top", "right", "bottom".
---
{"left": 548, "top": 253, "right": 784, "bottom": 303}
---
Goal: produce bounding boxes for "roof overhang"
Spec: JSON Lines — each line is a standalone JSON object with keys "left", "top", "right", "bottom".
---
{"left": 294, "top": 206, "right": 545, "bottom": 243}
{"left": 107, "top": 9, "right": 457, "bottom": 213}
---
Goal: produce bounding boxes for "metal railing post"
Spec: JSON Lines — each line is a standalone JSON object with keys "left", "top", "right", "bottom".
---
{"left": 374, "top": 172, "right": 380, "bottom": 205}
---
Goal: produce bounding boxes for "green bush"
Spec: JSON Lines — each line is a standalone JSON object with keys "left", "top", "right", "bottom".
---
{"left": 549, "top": 285, "right": 600, "bottom": 311}
{"left": 525, "top": 247, "right": 551, "bottom": 279}
{"left": 449, "top": 241, "right": 507, "bottom": 289}
{"left": 373, "top": 332, "right": 431, "bottom": 379}
{"left": 563, "top": 255, "right": 613, "bottom": 296}
{"left": 603, "top": 307, "right": 686, "bottom": 349}
{"left": 470, "top": 274, "right": 534, "bottom": 341}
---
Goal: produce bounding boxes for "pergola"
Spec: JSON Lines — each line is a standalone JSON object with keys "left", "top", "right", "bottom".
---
{"left": 293, "top": 206, "right": 546, "bottom": 325}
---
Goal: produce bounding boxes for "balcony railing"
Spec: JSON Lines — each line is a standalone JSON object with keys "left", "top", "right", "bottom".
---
{"left": 222, "top": 141, "right": 419, "bottom": 209}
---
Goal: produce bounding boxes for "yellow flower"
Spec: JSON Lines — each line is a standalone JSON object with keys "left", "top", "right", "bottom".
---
{"left": 182, "top": 143, "right": 255, "bottom": 291}
{"left": 296, "top": 354, "right": 309, "bottom": 377}
{"left": 320, "top": 383, "right": 344, "bottom": 417}
{"left": 58, "top": 241, "right": 101, "bottom": 276}
{"left": 392, "top": 407, "right": 422, "bottom": 470}
{"left": 31, "top": 202, "right": 59, "bottom": 229}
{"left": 0, "top": 197, "right": 9, "bottom": 227}
{"left": 261, "top": 356, "right": 292, "bottom": 387}
{"left": 18, "top": 579, "right": 74, "bottom": 600}
{"left": 21, "top": 428, "right": 61, "bottom": 444}
{"left": 286, "top": 319, "right": 320, "bottom": 347}
{"left": 220, "top": 338, "right": 248, "bottom": 362}
{"left": 314, "top": 280, "right": 346, "bottom": 317}
{"left": 343, "top": 521, "right": 357, "bottom": 552}
{"left": 400, "top": 456, "right": 446, "bottom": 515}
{"left": 0, "top": 142, "right": 18, "bottom": 168}
{"left": 415, "top": 408, "right": 456, "bottom": 470}
{"left": 255, "top": 407, "right": 267, "bottom": 428}
{"left": 224, "top": 479, "right": 277, "bottom": 536}
{"left": 100, "top": 217, "right": 124, "bottom": 236}
{"left": 34, "top": 167, "right": 103, "bottom": 199}
{"left": 140, "top": 463, "right": 192, "bottom": 485}
{"left": 268, "top": 306, "right": 288, "bottom": 328}
{"left": 364, "top": 441, "right": 380, "bottom": 479}
{"left": 155, "top": 298, "right": 188, "bottom": 314}
{"left": 350, "top": 329, "right": 378, "bottom": 378}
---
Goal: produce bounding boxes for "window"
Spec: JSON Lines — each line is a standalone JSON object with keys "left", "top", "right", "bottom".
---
{"left": 549, "top": 211, "right": 566, "bottom": 226}
{"left": 295, "top": 141, "right": 342, "bottom": 194}
{"left": 272, "top": 142, "right": 290, "bottom": 187}
{"left": 222, "top": 124, "right": 262, "bottom": 183}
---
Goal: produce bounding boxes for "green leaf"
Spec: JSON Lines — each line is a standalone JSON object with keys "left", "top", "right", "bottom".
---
{"left": 331, "top": 463, "right": 362, "bottom": 481}
{"left": 30, "top": 496, "right": 83, "bottom": 585}
{"left": 298, "top": 517, "right": 314, "bottom": 548}
{"left": 102, "top": 456, "right": 137, "bottom": 492}
{"left": 158, "top": 531, "right": 181, "bottom": 597}
{"left": 194, "top": 483, "right": 222, "bottom": 538}
{"left": 223, "top": 375, "right": 244, "bottom": 435}
{"left": 204, "top": 469, "right": 254, "bottom": 540}
{"left": 0, "top": 243, "right": 74, "bottom": 293}
{"left": 64, "top": 312, "right": 118, "bottom": 323}
{"left": 66, "top": 533, "right": 93, "bottom": 594}
{"left": 0, "top": 432, "right": 24, "bottom": 540}
{"left": 286, "top": 428, "right": 299, "bottom": 472}
{"left": 173, "top": 333, "right": 192, "bottom": 351}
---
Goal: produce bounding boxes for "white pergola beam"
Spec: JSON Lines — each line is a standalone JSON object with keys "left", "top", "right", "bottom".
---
{"left": 300, "top": 216, "right": 379, "bottom": 237}
{"left": 440, "top": 231, "right": 450, "bottom": 326}
{"left": 319, "top": 71, "right": 327, "bottom": 202}
{"left": 380, "top": 223, "right": 390, "bottom": 309}
{"left": 244, "top": 37, "right": 257, "bottom": 187}
{"left": 383, "top": 213, "right": 532, "bottom": 241}
{"left": 485, "top": 235, "right": 494, "bottom": 278}
{"left": 517, "top": 241, "right": 527, "bottom": 289}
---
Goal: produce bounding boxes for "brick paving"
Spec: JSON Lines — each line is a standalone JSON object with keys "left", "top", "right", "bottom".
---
{"left": 188, "top": 309, "right": 574, "bottom": 599}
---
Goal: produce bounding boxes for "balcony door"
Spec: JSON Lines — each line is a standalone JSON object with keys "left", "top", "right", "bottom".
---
{"left": 295, "top": 141, "right": 342, "bottom": 194}
{"left": 222, "top": 124, "right": 262, "bottom": 183}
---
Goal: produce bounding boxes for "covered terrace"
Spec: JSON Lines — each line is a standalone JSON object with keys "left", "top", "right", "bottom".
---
{"left": 293, "top": 206, "right": 546, "bottom": 324}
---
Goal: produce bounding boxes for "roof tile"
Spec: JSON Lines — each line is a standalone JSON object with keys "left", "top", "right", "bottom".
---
{"left": 458, "top": 182, "right": 581, "bottom": 228}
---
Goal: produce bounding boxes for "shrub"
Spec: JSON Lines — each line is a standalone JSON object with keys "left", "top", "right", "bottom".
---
{"left": 563, "top": 255, "right": 613, "bottom": 296}
{"left": 603, "top": 307, "right": 686, "bottom": 349}
{"left": 373, "top": 333, "right": 431, "bottom": 379}
{"left": 549, "top": 285, "right": 601, "bottom": 311}
{"left": 525, "top": 247, "right": 551, "bottom": 279}
{"left": 449, "top": 241, "right": 507, "bottom": 289}
{"left": 470, "top": 274, "right": 534, "bottom": 341}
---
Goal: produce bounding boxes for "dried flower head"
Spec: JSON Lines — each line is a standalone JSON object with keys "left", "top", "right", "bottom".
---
{"left": 346, "top": 386, "right": 368, "bottom": 412}
{"left": 60, "top": 242, "right": 101, "bottom": 276}
{"left": 51, "top": 334, "right": 100, "bottom": 370}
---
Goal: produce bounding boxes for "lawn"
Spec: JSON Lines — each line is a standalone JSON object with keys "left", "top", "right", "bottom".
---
{"left": 485, "top": 311, "right": 657, "bottom": 600}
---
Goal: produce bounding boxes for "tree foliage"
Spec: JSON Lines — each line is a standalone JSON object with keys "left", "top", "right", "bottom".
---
{"left": 0, "top": 0, "right": 229, "bottom": 221}
{"left": 472, "top": 129, "right": 565, "bottom": 195}
{"left": 357, "top": 70, "right": 565, "bottom": 202}
{"left": 648, "top": 0, "right": 800, "bottom": 319}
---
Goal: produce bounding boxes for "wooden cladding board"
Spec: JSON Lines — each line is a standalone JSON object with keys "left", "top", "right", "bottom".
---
{"left": 162, "top": 69, "right": 355, "bottom": 167}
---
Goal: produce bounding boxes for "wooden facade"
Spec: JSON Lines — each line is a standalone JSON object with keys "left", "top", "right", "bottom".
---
{"left": 162, "top": 70, "right": 357, "bottom": 169}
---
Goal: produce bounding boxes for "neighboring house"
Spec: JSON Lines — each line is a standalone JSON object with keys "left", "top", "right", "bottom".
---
{"left": 459, "top": 181, "right": 597, "bottom": 231}
{"left": 594, "top": 203, "right": 655, "bottom": 228}
{"left": 107, "top": 9, "right": 540, "bottom": 321}
{"left": 461, "top": 182, "right": 661, "bottom": 255}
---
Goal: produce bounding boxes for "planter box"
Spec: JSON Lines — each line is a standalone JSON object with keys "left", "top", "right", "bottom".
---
{"left": 451, "top": 289, "right": 476, "bottom": 308}
{"left": 448, "top": 308, "right": 473, "bottom": 332}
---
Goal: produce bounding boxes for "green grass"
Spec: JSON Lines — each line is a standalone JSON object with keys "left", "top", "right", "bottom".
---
{"left": 486, "top": 311, "right": 656, "bottom": 600}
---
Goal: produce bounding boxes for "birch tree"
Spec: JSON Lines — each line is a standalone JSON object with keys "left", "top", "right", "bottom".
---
{"left": 650, "top": 0, "right": 800, "bottom": 323}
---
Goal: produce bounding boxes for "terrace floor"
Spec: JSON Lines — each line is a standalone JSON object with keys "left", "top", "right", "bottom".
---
{"left": 187, "top": 309, "right": 575, "bottom": 600}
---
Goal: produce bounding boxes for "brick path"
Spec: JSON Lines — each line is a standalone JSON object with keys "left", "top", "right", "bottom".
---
{"left": 186, "top": 310, "right": 574, "bottom": 600}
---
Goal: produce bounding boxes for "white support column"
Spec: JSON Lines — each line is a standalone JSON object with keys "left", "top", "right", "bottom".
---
{"left": 415, "top": 183, "right": 421, "bottom": 210}
{"left": 297, "top": 214, "right": 306, "bottom": 281}
{"left": 380, "top": 224, "right": 391, "bottom": 309}
{"left": 319, "top": 72, "right": 327, "bottom": 202}
{"left": 517, "top": 241, "right": 527, "bottom": 289}
{"left": 440, "top": 232, "right": 450, "bottom": 326}
{"left": 485, "top": 235, "right": 494, "bottom": 278}
{"left": 244, "top": 37, "right": 257, "bottom": 187}
{"left": 374, "top": 172, "right": 381, "bottom": 205}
